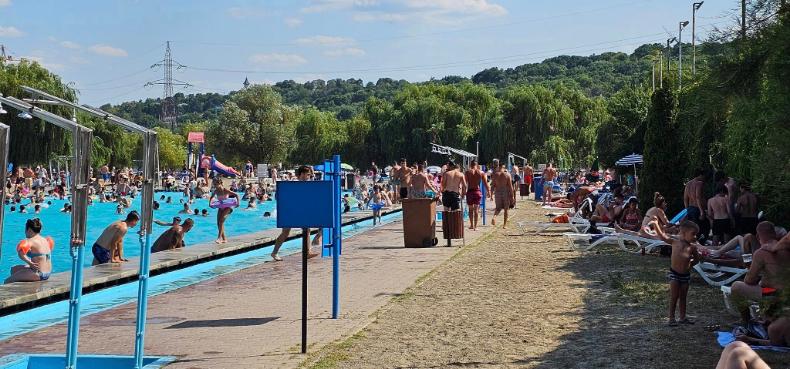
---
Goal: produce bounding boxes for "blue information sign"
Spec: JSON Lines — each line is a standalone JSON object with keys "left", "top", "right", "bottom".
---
{"left": 276, "top": 181, "right": 335, "bottom": 228}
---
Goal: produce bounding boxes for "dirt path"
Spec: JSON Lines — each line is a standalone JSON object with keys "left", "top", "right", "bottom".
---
{"left": 305, "top": 203, "right": 790, "bottom": 369}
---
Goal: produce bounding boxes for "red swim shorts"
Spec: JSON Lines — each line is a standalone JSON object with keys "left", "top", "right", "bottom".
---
{"left": 466, "top": 189, "right": 482, "bottom": 205}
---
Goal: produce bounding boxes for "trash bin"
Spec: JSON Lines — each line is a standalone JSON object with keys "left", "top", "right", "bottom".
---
{"left": 519, "top": 183, "right": 529, "bottom": 198}
{"left": 533, "top": 175, "right": 544, "bottom": 201}
{"left": 402, "top": 198, "right": 438, "bottom": 248}
{"left": 441, "top": 210, "right": 464, "bottom": 247}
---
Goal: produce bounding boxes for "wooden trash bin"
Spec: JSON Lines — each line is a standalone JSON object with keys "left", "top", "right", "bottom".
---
{"left": 441, "top": 210, "right": 465, "bottom": 247}
{"left": 402, "top": 198, "right": 438, "bottom": 248}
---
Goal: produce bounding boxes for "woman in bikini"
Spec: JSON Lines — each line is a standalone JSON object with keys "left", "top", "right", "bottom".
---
{"left": 4, "top": 218, "right": 54, "bottom": 283}
{"left": 618, "top": 197, "right": 642, "bottom": 232}
{"left": 210, "top": 184, "right": 239, "bottom": 244}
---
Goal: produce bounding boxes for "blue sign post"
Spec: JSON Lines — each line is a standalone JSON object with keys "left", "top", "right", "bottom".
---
{"left": 275, "top": 156, "right": 342, "bottom": 354}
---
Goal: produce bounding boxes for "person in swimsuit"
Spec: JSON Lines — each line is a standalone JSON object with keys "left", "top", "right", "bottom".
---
{"left": 683, "top": 168, "right": 707, "bottom": 241}
{"left": 92, "top": 211, "right": 139, "bottom": 265}
{"left": 410, "top": 163, "right": 437, "bottom": 199}
{"left": 523, "top": 164, "right": 533, "bottom": 197}
{"left": 668, "top": 221, "right": 701, "bottom": 326}
{"left": 490, "top": 162, "right": 513, "bottom": 228}
{"left": 708, "top": 184, "right": 735, "bottom": 245}
{"left": 271, "top": 165, "right": 322, "bottom": 261}
{"left": 395, "top": 159, "right": 412, "bottom": 203}
{"left": 464, "top": 160, "right": 490, "bottom": 231}
{"left": 210, "top": 184, "right": 239, "bottom": 244}
{"left": 4, "top": 219, "right": 54, "bottom": 283}
{"left": 542, "top": 162, "right": 558, "bottom": 206}
{"left": 440, "top": 160, "right": 466, "bottom": 211}
{"left": 152, "top": 218, "right": 194, "bottom": 253}
{"left": 370, "top": 185, "right": 386, "bottom": 225}
{"left": 736, "top": 182, "right": 759, "bottom": 236}
{"left": 618, "top": 197, "right": 642, "bottom": 232}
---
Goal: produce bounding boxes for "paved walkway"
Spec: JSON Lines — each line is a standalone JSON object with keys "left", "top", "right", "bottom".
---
{"left": 0, "top": 205, "right": 498, "bottom": 368}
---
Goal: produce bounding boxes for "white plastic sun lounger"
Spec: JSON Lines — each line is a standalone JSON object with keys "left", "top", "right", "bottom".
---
{"left": 694, "top": 262, "right": 747, "bottom": 287}
{"left": 563, "top": 228, "right": 669, "bottom": 254}
{"left": 518, "top": 212, "right": 590, "bottom": 235}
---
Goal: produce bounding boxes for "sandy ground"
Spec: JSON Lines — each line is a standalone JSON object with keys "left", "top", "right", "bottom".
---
{"left": 304, "top": 203, "right": 790, "bottom": 369}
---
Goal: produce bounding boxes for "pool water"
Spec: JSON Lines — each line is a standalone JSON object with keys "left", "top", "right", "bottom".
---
{"left": 0, "top": 193, "right": 284, "bottom": 280}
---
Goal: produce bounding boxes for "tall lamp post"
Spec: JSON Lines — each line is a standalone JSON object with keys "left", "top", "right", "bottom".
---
{"left": 666, "top": 37, "right": 676, "bottom": 78}
{"left": 678, "top": 21, "right": 689, "bottom": 90}
{"left": 692, "top": 2, "right": 704, "bottom": 76}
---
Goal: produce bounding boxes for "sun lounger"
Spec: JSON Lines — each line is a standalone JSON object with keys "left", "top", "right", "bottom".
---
{"left": 617, "top": 233, "right": 668, "bottom": 254}
{"left": 563, "top": 228, "right": 621, "bottom": 251}
{"left": 518, "top": 212, "right": 589, "bottom": 235}
{"left": 563, "top": 228, "right": 669, "bottom": 254}
{"left": 694, "top": 262, "right": 747, "bottom": 287}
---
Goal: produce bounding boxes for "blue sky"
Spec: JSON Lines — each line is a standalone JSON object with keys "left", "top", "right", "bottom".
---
{"left": 0, "top": 0, "right": 737, "bottom": 105}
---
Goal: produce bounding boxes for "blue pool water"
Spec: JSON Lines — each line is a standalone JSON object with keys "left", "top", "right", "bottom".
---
{"left": 0, "top": 211, "right": 402, "bottom": 341}
{"left": 0, "top": 193, "right": 284, "bottom": 280}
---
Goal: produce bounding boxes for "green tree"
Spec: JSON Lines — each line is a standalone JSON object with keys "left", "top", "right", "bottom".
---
{"left": 640, "top": 85, "right": 685, "bottom": 212}
{"left": 290, "top": 107, "right": 347, "bottom": 164}
{"left": 596, "top": 86, "right": 650, "bottom": 167}
{"left": 153, "top": 127, "right": 186, "bottom": 169}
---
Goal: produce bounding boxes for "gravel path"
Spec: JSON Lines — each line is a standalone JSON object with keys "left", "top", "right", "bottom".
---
{"left": 305, "top": 203, "right": 790, "bottom": 369}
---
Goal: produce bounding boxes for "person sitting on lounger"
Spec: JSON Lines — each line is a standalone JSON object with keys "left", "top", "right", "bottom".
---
{"left": 590, "top": 193, "right": 623, "bottom": 225}
{"left": 618, "top": 197, "right": 642, "bottom": 232}
{"left": 643, "top": 192, "right": 675, "bottom": 234}
{"left": 730, "top": 221, "right": 790, "bottom": 322}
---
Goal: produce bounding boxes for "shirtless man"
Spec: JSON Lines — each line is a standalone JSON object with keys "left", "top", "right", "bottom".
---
{"left": 522, "top": 164, "right": 534, "bottom": 198}
{"left": 542, "top": 162, "right": 558, "bottom": 206}
{"left": 730, "top": 222, "right": 790, "bottom": 322}
{"left": 394, "top": 159, "right": 412, "bottom": 203}
{"left": 441, "top": 161, "right": 466, "bottom": 211}
{"left": 708, "top": 185, "right": 735, "bottom": 245}
{"left": 152, "top": 218, "right": 194, "bottom": 253}
{"left": 464, "top": 160, "right": 490, "bottom": 230}
{"left": 410, "top": 163, "right": 437, "bottom": 198}
{"left": 92, "top": 211, "right": 140, "bottom": 265}
{"left": 683, "top": 168, "right": 707, "bottom": 240}
{"left": 736, "top": 183, "right": 759, "bottom": 236}
{"left": 271, "top": 166, "right": 321, "bottom": 261}
{"left": 570, "top": 186, "right": 597, "bottom": 213}
{"left": 490, "top": 163, "right": 513, "bottom": 228}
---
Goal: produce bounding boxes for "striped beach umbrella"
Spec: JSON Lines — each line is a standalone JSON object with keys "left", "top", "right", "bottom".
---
{"left": 615, "top": 153, "right": 643, "bottom": 166}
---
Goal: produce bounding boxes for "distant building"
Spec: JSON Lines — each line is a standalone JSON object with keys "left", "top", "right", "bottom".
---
{"left": 243, "top": 77, "right": 250, "bottom": 89}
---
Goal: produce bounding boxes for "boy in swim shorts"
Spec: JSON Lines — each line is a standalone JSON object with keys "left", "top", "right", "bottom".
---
{"left": 668, "top": 221, "right": 701, "bottom": 326}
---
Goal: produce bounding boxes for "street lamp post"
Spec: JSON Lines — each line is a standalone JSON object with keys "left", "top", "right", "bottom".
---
{"left": 678, "top": 21, "right": 689, "bottom": 90}
{"left": 693, "top": 2, "right": 704, "bottom": 76}
{"left": 666, "top": 37, "right": 676, "bottom": 79}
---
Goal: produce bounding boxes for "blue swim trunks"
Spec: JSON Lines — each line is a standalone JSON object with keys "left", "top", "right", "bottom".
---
{"left": 543, "top": 181, "right": 555, "bottom": 189}
{"left": 92, "top": 243, "right": 111, "bottom": 264}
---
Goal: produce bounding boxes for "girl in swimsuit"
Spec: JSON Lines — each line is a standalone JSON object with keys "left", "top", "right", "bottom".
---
{"left": 4, "top": 218, "right": 54, "bottom": 283}
{"left": 210, "top": 184, "right": 239, "bottom": 244}
{"left": 619, "top": 197, "right": 643, "bottom": 232}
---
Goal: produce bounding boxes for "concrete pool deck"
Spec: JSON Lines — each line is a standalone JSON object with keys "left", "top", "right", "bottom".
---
{"left": 0, "top": 202, "right": 503, "bottom": 369}
{"left": 0, "top": 207, "right": 402, "bottom": 315}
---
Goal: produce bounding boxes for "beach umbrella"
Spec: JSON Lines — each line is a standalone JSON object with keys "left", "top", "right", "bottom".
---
{"left": 615, "top": 153, "right": 643, "bottom": 193}
{"left": 426, "top": 166, "right": 441, "bottom": 174}
{"left": 340, "top": 163, "right": 354, "bottom": 171}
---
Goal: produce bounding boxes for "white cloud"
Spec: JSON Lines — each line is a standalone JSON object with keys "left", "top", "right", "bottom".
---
{"left": 404, "top": 0, "right": 507, "bottom": 16}
{"left": 0, "top": 26, "right": 24, "bottom": 38}
{"left": 301, "top": 0, "right": 377, "bottom": 13}
{"left": 295, "top": 35, "right": 353, "bottom": 46}
{"left": 249, "top": 53, "right": 307, "bottom": 65}
{"left": 226, "top": 6, "right": 266, "bottom": 19}
{"left": 0, "top": 0, "right": 11, "bottom": 7}
{"left": 352, "top": 11, "right": 408, "bottom": 22}
{"left": 284, "top": 17, "right": 303, "bottom": 27}
{"left": 60, "top": 41, "right": 81, "bottom": 49}
{"left": 21, "top": 56, "right": 65, "bottom": 71}
{"left": 89, "top": 44, "right": 128, "bottom": 57}
{"left": 324, "top": 47, "right": 366, "bottom": 57}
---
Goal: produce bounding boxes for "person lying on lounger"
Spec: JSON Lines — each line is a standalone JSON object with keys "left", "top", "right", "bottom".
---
{"left": 590, "top": 193, "right": 623, "bottom": 225}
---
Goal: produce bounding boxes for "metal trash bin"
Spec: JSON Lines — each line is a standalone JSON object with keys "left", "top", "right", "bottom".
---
{"left": 441, "top": 210, "right": 464, "bottom": 247}
{"left": 402, "top": 198, "right": 438, "bottom": 248}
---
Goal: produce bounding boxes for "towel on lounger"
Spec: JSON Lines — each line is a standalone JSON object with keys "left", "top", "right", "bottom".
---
{"left": 716, "top": 331, "right": 790, "bottom": 352}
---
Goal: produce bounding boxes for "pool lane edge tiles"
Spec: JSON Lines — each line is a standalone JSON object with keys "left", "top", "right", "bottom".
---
{"left": 0, "top": 210, "right": 403, "bottom": 341}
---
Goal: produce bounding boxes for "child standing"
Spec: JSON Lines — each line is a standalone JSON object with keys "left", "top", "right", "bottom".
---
{"left": 668, "top": 221, "right": 701, "bottom": 326}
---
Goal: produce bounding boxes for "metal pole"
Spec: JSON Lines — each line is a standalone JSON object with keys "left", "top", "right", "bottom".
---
{"left": 0, "top": 124, "right": 9, "bottom": 260}
{"left": 651, "top": 63, "right": 655, "bottom": 92}
{"left": 65, "top": 126, "right": 93, "bottom": 369}
{"left": 678, "top": 23, "right": 683, "bottom": 90}
{"left": 332, "top": 154, "right": 341, "bottom": 319}
{"left": 301, "top": 228, "right": 309, "bottom": 354}
{"left": 134, "top": 132, "right": 158, "bottom": 369}
{"left": 659, "top": 53, "right": 663, "bottom": 88}
{"left": 692, "top": 4, "right": 697, "bottom": 76}
{"left": 742, "top": 0, "right": 747, "bottom": 39}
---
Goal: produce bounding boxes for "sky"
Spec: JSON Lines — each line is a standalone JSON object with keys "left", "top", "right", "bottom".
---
{"left": 0, "top": 0, "right": 739, "bottom": 106}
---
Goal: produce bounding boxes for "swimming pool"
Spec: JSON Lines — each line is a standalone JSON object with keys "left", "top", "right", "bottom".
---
{"left": 0, "top": 192, "right": 335, "bottom": 280}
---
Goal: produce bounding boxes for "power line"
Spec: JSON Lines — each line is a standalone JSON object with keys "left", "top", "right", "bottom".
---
{"left": 145, "top": 41, "right": 191, "bottom": 130}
